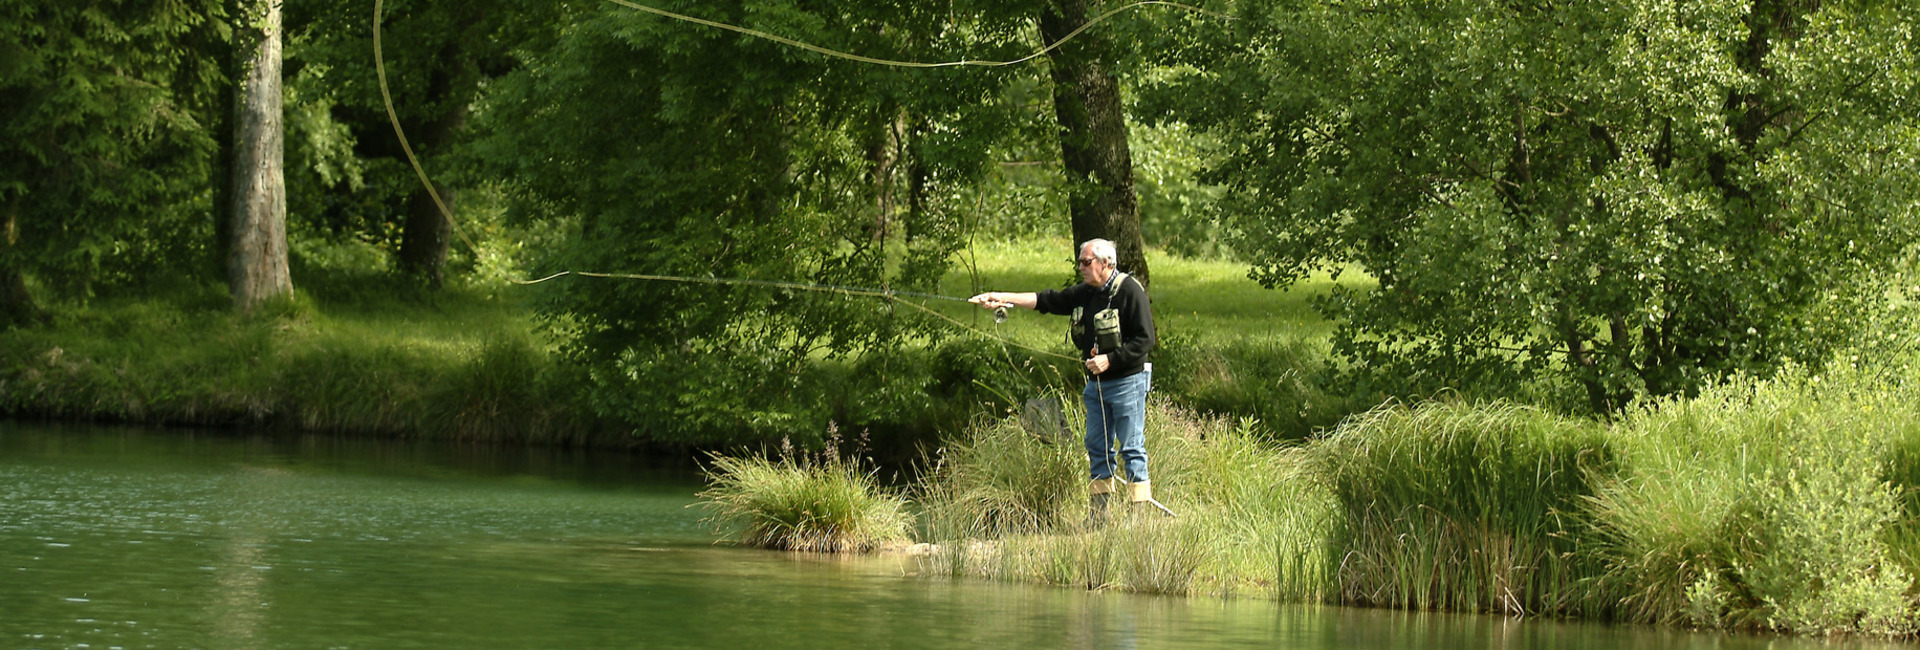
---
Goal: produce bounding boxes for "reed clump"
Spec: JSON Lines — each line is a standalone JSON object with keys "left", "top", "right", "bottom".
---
{"left": 697, "top": 432, "right": 913, "bottom": 553}
{"left": 1313, "top": 401, "right": 1614, "bottom": 615}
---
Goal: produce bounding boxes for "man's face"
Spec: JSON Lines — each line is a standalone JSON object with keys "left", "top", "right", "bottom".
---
{"left": 1077, "top": 248, "right": 1109, "bottom": 285}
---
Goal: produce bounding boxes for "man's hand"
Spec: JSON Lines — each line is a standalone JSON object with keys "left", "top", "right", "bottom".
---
{"left": 1085, "top": 347, "right": 1110, "bottom": 375}
{"left": 968, "top": 293, "right": 1004, "bottom": 309}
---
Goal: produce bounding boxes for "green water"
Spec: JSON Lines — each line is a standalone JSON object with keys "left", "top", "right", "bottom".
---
{"left": 2, "top": 422, "right": 1907, "bottom": 649}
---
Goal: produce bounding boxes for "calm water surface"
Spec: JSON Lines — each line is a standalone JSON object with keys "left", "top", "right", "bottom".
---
{"left": 2, "top": 421, "right": 1905, "bottom": 649}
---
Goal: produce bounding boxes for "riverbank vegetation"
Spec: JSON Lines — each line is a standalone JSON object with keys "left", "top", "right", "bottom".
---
{"left": 8, "top": 0, "right": 1920, "bottom": 640}
{"left": 712, "top": 345, "right": 1920, "bottom": 636}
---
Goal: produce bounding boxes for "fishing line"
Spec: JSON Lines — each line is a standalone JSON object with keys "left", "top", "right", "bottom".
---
{"left": 371, "top": 0, "right": 1229, "bottom": 258}
{"left": 518, "top": 270, "right": 969, "bottom": 303}
{"left": 370, "top": 0, "right": 1221, "bottom": 388}
{"left": 596, "top": 0, "right": 1232, "bottom": 68}
{"left": 520, "top": 270, "right": 1081, "bottom": 362}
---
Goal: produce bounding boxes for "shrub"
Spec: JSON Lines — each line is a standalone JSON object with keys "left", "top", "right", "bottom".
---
{"left": 1587, "top": 366, "right": 1920, "bottom": 635}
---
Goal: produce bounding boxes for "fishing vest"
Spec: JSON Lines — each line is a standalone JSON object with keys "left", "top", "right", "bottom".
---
{"left": 1069, "top": 271, "right": 1131, "bottom": 354}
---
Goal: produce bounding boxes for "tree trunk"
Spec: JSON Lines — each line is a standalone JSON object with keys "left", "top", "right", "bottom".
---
{"left": 1039, "top": 0, "right": 1149, "bottom": 286}
{"left": 396, "top": 35, "right": 478, "bottom": 289}
{"left": 211, "top": 0, "right": 238, "bottom": 281}
{"left": 228, "top": 0, "right": 290, "bottom": 311}
{"left": 399, "top": 181, "right": 453, "bottom": 287}
{"left": 0, "top": 198, "right": 44, "bottom": 327}
{"left": 865, "top": 110, "right": 906, "bottom": 242}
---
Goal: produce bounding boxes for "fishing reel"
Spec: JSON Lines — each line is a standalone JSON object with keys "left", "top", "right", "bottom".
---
{"left": 994, "top": 305, "right": 1008, "bottom": 324}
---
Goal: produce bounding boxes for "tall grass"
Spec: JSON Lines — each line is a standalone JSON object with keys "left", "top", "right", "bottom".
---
{"left": 1313, "top": 402, "right": 1613, "bottom": 615}
{"left": 918, "top": 401, "right": 1341, "bottom": 599}
{"left": 697, "top": 448, "right": 913, "bottom": 553}
{"left": 918, "top": 353, "right": 1920, "bottom": 638}
{"left": 919, "top": 399, "right": 1086, "bottom": 541}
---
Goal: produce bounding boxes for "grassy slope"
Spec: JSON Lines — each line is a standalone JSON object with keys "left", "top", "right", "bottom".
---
{"left": 0, "top": 276, "right": 594, "bottom": 443}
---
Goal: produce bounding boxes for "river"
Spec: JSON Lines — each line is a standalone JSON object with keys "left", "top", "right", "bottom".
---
{"left": 1, "top": 421, "right": 1905, "bottom": 649}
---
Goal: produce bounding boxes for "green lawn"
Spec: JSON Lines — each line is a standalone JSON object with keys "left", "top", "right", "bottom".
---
{"left": 930, "top": 236, "right": 1355, "bottom": 353}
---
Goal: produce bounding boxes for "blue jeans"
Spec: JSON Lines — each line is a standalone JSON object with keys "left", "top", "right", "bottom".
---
{"left": 1083, "top": 366, "right": 1150, "bottom": 483}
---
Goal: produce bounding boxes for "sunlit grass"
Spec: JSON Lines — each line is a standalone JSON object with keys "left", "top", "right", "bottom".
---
{"left": 918, "top": 400, "right": 1341, "bottom": 599}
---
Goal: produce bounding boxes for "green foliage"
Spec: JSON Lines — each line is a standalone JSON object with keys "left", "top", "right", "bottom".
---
{"left": 0, "top": 0, "right": 226, "bottom": 296}
{"left": 471, "top": 0, "right": 1037, "bottom": 445}
{"left": 1183, "top": 0, "right": 1920, "bottom": 413}
{"left": 697, "top": 439, "right": 913, "bottom": 553}
{"left": 1130, "top": 111, "right": 1228, "bottom": 259}
{"left": 1153, "top": 330, "right": 1351, "bottom": 440}
{"left": 1587, "top": 363, "right": 1920, "bottom": 635}
{"left": 283, "top": 0, "right": 571, "bottom": 276}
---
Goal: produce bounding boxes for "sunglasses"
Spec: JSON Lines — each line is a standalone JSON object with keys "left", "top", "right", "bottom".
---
{"left": 1076, "top": 258, "right": 1098, "bottom": 268}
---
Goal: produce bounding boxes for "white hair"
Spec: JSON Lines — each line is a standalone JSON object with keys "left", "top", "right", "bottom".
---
{"left": 1080, "top": 239, "right": 1117, "bottom": 266}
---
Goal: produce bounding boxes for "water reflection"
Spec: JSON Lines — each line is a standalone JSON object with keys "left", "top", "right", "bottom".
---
{"left": 1, "top": 421, "right": 1907, "bottom": 649}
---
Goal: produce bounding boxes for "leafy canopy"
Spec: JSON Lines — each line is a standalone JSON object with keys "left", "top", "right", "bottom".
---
{"left": 1182, "top": 0, "right": 1920, "bottom": 412}
{"left": 473, "top": 0, "right": 1033, "bottom": 442}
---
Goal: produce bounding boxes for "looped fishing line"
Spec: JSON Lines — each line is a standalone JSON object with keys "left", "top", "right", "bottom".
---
{"left": 372, "top": 0, "right": 1230, "bottom": 363}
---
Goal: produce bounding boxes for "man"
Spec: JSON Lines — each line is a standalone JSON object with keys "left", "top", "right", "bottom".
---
{"left": 969, "top": 238, "right": 1157, "bottom": 522}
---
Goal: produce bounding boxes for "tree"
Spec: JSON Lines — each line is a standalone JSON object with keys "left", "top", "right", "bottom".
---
{"left": 1039, "top": 0, "right": 1151, "bottom": 284}
{"left": 229, "top": 0, "right": 291, "bottom": 310}
{"left": 0, "top": 0, "right": 226, "bottom": 324}
{"left": 1183, "top": 0, "right": 1920, "bottom": 412}
{"left": 473, "top": 0, "right": 1028, "bottom": 443}
{"left": 287, "top": 0, "right": 547, "bottom": 289}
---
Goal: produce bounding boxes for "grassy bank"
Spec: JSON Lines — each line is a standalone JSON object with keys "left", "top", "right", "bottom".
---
{"left": 916, "top": 400, "right": 1338, "bottom": 600}
{"left": 0, "top": 238, "right": 1355, "bottom": 453}
{"left": 0, "top": 278, "right": 609, "bottom": 446}
{"left": 886, "top": 354, "right": 1920, "bottom": 637}
{"left": 697, "top": 346, "right": 1920, "bottom": 638}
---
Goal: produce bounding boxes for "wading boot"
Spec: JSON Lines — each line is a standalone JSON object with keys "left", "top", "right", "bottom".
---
{"left": 1087, "top": 479, "right": 1116, "bottom": 528}
{"left": 1129, "top": 480, "right": 1178, "bottom": 517}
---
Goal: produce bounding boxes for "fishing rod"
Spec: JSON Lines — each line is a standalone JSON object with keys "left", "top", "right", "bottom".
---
{"left": 519, "top": 269, "right": 1058, "bottom": 356}
{"left": 519, "top": 270, "right": 967, "bottom": 304}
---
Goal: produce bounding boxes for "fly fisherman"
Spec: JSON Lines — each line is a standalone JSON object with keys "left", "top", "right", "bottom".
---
{"left": 969, "top": 238, "right": 1158, "bottom": 524}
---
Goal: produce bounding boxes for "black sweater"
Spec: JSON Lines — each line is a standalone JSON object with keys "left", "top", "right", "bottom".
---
{"left": 1034, "top": 273, "right": 1156, "bottom": 380}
